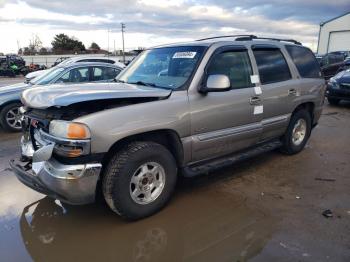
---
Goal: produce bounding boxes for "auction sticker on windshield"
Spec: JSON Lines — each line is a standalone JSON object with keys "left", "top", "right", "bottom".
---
{"left": 173, "top": 52, "right": 197, "bottom": 59}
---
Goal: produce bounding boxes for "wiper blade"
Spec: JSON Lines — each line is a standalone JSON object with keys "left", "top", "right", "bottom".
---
{"left": 114, "top": 79, "right": 125, "bottom": 83}
{"left": 128, "top": 81, "right": 157, "bottom": 87}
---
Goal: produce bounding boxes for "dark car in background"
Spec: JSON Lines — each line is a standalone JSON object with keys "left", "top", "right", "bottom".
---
{"left": 326, "top": 69, "right": 350, "bottom": 105}
{"left": 319, "top": 52, "right": 348, "bottom": 80}
{"left": 0, "top": 62, "right": 123, "bottom": 132}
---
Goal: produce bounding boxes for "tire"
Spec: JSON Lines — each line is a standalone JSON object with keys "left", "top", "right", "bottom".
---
{"left": 0, "top": 102, "right": 23, "bottom": 132}
{"left": 327, "top": 98, "right": 340, "bottom": 106}
{"left": 102, "top": 141, "right": 177, "bottom": 220}
{"left": 280, "top": 109, "right": 312, "bottom": 155}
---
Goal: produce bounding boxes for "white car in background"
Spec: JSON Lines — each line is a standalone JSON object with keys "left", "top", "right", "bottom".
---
{"left": 25, "top": 56, "right": 126, "bottom": 82}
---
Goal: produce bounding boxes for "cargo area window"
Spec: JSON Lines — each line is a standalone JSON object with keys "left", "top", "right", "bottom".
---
{"left": 207, "top": 50, "right": 253, "bottom": 89}
{"left": 286, "top": 45, "right": 321, "bottom": 78}
{"left": 253, "top": 48, "right": 291, "bottom": 84}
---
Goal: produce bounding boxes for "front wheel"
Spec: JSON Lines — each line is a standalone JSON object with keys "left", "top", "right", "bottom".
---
{"left": 102, "top": 141, "right": 177, "bottom": 220}
{"left": 0, "top": 102, "right": 23, "bottom": 132}
{"left": 280, "top": 109, "right": 311, "bottom": 155}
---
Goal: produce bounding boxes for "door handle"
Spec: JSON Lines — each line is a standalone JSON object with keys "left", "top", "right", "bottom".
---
{"left": 249, "top": 96, "right": 261, "bottom": 105}
{"left": 288, "top": 89, "right": 297, "bottom": 96}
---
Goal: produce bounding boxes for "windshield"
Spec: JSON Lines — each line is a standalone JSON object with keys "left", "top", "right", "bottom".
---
{"left": 116, "top": 46, "right": 206, "bottom": 89}
{"left": 32, "top": 68, "right": 65, "bottom": 85}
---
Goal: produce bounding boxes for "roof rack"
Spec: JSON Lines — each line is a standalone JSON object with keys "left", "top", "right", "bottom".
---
{"left": 196, "top": 35, "right": 302, "bottom": 45}
{"left": 196, "top": 35, "right": 257, "bottom": 41}
{"left": 235, "top": 35, "right": 302, "bottom": 45}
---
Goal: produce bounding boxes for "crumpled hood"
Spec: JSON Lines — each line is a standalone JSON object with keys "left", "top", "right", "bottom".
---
{"left": 0, "top": 82, "right": 30, "bottom": 95}
{"left": 21, "top": 82, "right": 172, "bottom": 109}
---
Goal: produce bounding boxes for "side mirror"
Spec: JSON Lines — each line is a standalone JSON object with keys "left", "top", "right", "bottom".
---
{"left": 201, "top": 74, "right": 231, "bottom": 93}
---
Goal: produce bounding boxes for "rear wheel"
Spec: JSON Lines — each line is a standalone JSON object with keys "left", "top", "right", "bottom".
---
{"left": 0, "top": 102, "right": 23, "bottom": 132}
{"left": 102, "top": 141, "right": 177, "bottom": 220}
{"left": 280, "top": 109, "right": 311, "bottom": 155}
{"left": 327, "top": 98, "right": 340, "bottom": 106}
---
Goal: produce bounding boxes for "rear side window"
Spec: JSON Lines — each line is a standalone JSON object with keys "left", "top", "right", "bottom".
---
{"left": 207, "top": 50, "right": 253, "bottom": 89}
{"left": 253, "top": 49, "right": 291, "bottom": 84}
{"left": 286, "top": 46, "right": 321, "bottom": 78}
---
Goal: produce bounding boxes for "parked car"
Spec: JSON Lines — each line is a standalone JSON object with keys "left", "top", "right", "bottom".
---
{"left": 319, "top": 52, "right": 347, "bottom": 80}
{"left": 25, "top": 56, "right": 126, "bottom": 82}
{"left": 0, "top": 62, "right": 123, "bottom": 132}
{"left": 325, "top": 69, "right": 350, "bottom": 105}
{"left": 11, "top": 36, "right": 325, "bottom": 220}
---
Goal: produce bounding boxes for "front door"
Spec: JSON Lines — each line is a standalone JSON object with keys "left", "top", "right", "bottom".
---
{"left": 188, "top": 47, "right": 263, "bottom": 162}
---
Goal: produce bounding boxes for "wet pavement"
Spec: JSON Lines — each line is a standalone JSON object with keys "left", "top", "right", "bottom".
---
{"left": 0, "top": 100, "right": 350, "bottom": 261}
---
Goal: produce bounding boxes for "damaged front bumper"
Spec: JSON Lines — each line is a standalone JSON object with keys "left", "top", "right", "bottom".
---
{"left": 11, "top": 130, "right": 102, "bottom": 205}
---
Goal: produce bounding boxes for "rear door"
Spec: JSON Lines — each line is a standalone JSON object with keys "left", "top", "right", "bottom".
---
{"left": 252, "top": 45, "right": 296, "bottom": 141}
{"left": 189, "top": 46, "right": 263, "bottom": 162}
{"left": 91, "top": 66, "right": 121, "bottom": 82}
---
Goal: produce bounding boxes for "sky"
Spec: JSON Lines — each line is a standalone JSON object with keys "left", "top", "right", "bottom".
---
{"left": 0, "top": 0, "right": 349, "bottom": 53}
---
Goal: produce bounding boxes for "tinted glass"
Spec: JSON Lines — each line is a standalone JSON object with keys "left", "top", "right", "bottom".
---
{"left": 117, "top": 46, "right": 206, "bottom": 89}
{"left": 207, "top": 50, "right": 253, "bottom": 89}
{"left": 253, "top": 49, "right": 291, "bottom": 84}
{"left": 56, "top": 67, "right": 90, "bottom": 83}
{"left": 286, "top": 45, "right": 321, "bottom": 78}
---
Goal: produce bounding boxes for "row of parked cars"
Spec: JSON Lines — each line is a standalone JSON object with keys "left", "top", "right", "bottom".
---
{"left": 317, "top": 51, "right": 350, "bottom": 105}
{"left": 0, "top": 56, "right": 126, "bottom": 131}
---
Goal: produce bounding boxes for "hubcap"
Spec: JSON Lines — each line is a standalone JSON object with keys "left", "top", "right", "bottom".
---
{"left": 292, "top": 119, "right": 307, "bottom": 146}
{"left": 130, "top": 162, "right": 166, "bottom": 205}
{"left": 6, "top": 106, "right": 22, "bottom": 130}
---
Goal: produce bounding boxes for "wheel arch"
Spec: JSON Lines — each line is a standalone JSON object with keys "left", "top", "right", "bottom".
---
{"left": 101, "top": 129, "right": 185, "bottom": 169}
{"left": 292, "top": 101, "right": 315, "bottom": 123}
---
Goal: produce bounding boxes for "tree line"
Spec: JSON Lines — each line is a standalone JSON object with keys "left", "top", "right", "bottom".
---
{"left": 18, "top": 34, "right": 101, "bottom": 55}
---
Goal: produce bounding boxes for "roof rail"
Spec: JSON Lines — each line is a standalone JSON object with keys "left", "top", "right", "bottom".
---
{"left": 196, "top": 34, "right": 302, "bottom": 45}
{"left": 196, "top": 35, "right": 257, "bottom": 41}
{"left": 235, "top": 35, "right": 302, "bottom": 45}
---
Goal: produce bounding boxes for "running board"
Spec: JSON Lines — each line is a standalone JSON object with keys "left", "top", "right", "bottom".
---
{"left": 182, "top": 140, "right": 282, "bottom": 177}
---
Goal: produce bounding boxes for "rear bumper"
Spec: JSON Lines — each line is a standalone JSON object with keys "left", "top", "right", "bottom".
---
{"left": 10, "top": 158, "right": 102, "bottom": 205}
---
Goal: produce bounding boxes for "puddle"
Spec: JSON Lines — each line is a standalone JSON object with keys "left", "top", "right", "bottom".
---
{"left": 17, "top": 188, "right": 276, "bottom": 262}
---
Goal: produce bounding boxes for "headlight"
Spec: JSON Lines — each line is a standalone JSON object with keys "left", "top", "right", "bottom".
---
{"left": 329, "top": 79, "right": 339, "bottom": 89}
{"left": 49, "top": 120, "right": 91, "bottom": 140}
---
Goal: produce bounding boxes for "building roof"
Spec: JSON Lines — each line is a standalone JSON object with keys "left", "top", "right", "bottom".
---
{"left": 320, "top": 11, "right": 350, "bottom": 26}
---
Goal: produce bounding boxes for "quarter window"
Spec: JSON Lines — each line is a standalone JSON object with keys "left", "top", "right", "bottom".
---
{"left": 285, "top": 45, "right": 321, "bottom": 78}
{"left": 253, "top": 49, "right": 291, "bottom": 84}
{"left": 207, "top": 50, "right": 253, "bottom": 89}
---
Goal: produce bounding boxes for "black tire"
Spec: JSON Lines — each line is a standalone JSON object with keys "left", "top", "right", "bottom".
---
{"left": 280, "top": 109, "right": 312, "bottom": 155}
{"left": 102, "top": 141, "right": 177, "bottom": 220}
{"left": 327, "top": 98, "right": 340, "bottom": 106}
{"left": 0, "top": 102, "right": 23, "bottom": 132}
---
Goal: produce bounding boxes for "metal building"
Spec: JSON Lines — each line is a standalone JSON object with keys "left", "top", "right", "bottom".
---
{"left": 317, "top": 12, "right": 350, "bottom": 55}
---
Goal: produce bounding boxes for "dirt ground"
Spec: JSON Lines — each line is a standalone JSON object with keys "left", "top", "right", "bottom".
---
{"left": 0, "top": 83, "right": 349, "bottom": 261}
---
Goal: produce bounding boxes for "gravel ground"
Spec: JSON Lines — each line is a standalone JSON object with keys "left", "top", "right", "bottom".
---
{"left": 0, "top": 82, "right": 349, "bottom": 261}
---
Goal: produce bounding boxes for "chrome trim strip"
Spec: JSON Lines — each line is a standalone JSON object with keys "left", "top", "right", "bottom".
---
{"left": 262, "top": 114, "right": 290, "bottom": 126}
{"left": 197, "top": 122, "right": 262, "bottom": 141}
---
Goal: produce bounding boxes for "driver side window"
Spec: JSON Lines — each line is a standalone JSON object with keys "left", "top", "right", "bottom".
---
{"left": 207, "top": 50, "right": 253, "bottom": 89}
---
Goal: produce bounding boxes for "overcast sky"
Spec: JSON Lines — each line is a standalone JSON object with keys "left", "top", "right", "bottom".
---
{"left": 0, "top": 0, "right": 349, "bottom": 53}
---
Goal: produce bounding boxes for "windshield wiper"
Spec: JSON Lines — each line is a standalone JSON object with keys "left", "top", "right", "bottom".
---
{"left": 128, "top": 81, "right": 157, "bottom": 87}
{"left": 114, "top": 79, "right": 125, "bottom": 83}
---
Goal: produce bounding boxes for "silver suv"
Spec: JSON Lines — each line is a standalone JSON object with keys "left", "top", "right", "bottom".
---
{"left": 11, "top": 35, "right": 325, "bottom": 220}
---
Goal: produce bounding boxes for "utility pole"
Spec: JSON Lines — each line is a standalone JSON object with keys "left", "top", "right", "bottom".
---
{"left": 121, "top": 23, "right": 126, "bottom": 64}
{"left": 107, "top": 29, "right": 110, "bottom": 57}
